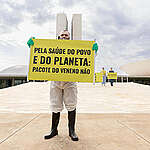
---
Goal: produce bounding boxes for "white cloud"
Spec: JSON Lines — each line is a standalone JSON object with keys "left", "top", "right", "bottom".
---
{"left": 0, "top": 0, "right": 150, "bottom": 73}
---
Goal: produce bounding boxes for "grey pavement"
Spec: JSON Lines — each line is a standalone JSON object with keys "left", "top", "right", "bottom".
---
{"left": 0, "top": 113, "right": 150, "bottom": 150}
{"left": 0, "top": 82, "right": 150, "bottom": 113}
{"left": 0, "top": 82, "right": 150, "bottom": 149}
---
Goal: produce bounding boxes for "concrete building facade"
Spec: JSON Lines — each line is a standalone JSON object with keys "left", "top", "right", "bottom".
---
{"left": 56, "top": 13, "right": 68, "bottom": 38}
{"left": 71, "top": 14, "right": 82, "bottom": 40}
{"left": 0, "top": 65, "right": 27, "bottom": 89}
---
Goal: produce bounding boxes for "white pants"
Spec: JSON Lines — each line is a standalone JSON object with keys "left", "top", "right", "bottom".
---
{"left": 50, "top": 81, "right": 77, "bottom": 113}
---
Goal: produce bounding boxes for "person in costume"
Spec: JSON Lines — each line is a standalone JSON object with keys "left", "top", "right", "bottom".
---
{"left": 27, "top": 30, "right": 98, "bottom": 141}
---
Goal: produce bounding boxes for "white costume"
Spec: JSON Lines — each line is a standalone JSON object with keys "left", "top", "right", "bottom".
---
{"left": 50, "top": 81, "right": 77, "bottom": 112}
{"left": 49, "top": 30, "right": 77, "bottom": 113}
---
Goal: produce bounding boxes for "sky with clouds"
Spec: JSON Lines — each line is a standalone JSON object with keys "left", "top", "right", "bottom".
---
{"left": 0, "top": 0, "right": 150, "bottom": 74}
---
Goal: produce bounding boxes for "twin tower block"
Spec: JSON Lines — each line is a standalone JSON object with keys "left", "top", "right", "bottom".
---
{"left": 56, "top": 13, "right": 82, "bottom": 40}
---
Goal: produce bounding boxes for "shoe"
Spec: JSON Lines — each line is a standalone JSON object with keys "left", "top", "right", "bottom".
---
{"left": 44, "top": 129, "right": 58, "bottom": 139}
{"left": 68, "top": 109, "right": 79, "bottom": 141}
{"left": 44, "top": 112, "right": 60, "bottom": 140}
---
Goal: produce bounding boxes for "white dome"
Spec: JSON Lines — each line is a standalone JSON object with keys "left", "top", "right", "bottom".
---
{"left": 120, "top": 59, "right": 150, "bottom": 76}
{"left": 0, "top": 65, "right": 28, "bottom": 77}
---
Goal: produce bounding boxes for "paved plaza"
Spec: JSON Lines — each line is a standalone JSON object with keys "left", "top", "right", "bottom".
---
{"left": 0, "top": 82, "right": 150, "bottom": 149}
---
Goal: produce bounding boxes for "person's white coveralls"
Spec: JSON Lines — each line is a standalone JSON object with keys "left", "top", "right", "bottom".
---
{"left": 50, "top": 81, "right": 77, "bottom": 112}
{"left": 44, "top": 30, "right": 79, "bottom": 141}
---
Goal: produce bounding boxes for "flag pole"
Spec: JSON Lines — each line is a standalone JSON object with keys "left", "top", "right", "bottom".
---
{"left": 93, "top": 39, "right": 96, "bottom": 85}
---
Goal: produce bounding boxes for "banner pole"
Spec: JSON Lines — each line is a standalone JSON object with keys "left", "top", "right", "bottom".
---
{"left": 93, "top": 52, "right": 95, "bottom": 85}
{"left": 27, "top": 43, "right": 32, "bottom": 82}
{"left": 93, "top": 39, "right": 97, "bottom": 85}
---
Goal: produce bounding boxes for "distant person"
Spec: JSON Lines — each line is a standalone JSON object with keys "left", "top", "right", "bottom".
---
{"left": 100, "top": 67, "right": 106, "bottom": 86}
{"left": 109, "top": 67, "right": 114, "bottom": 86}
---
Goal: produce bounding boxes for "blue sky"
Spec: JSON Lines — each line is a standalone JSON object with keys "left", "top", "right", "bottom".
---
{"left": 0, "top": 0, "right": 150, "bottom": 74}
